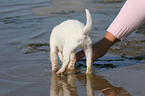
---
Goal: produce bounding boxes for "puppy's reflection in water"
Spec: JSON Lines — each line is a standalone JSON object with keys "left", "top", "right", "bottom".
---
{"left": 50, "top": 70, "right": 78, "bottom": 96}
{"left": 50, "top": 71, "right": 131, "bottom": 96}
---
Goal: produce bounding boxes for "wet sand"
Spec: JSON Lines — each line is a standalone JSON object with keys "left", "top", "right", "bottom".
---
{"left": 0, "top": 0, "right": 145, "bottom": 96}
{"left": 98, "top": 63, "right": 145, "bottom": 96}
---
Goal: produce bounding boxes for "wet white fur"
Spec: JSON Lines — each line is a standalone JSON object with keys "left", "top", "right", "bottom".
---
{"left": 50, "top": 9, "right": 92, "bottom": 75}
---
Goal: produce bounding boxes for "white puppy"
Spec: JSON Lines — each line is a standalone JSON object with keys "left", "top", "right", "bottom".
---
{"left": 50, "top": 9, "right": 92, "bottom": 75}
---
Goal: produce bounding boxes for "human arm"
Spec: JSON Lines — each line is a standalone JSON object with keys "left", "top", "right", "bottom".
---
{"left": 76, "top": 0, "right": 145, "bottom": 62}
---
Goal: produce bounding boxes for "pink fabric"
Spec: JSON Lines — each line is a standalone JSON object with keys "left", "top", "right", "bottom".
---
{"left": 107, "top": 0, "right": 145, "bottom": 40}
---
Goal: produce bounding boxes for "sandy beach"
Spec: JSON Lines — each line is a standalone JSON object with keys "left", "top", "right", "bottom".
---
{"left": 98, "top": 63, "right": 145, "bottom": 96}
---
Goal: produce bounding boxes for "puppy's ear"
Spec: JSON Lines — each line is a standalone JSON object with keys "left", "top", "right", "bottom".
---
{"left": 83, "top": 9, "right": 92, "bottom": 35}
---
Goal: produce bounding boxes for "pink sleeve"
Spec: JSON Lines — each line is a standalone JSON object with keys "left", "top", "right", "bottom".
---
{"left": 107, "top": 0, "right": 145, "bottom": 41}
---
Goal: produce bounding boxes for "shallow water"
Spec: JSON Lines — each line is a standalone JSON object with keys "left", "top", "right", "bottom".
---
{"left": 0, "top": 0, "right": 144, "bottom": 96}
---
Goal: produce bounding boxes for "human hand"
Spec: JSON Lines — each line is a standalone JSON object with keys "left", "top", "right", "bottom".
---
{"left": 75, "top": 32, "right": 120, "bottom": 62}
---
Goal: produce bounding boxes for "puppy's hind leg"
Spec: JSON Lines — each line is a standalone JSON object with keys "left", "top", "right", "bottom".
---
{"left": 57, "top": 47, "right": 72, "bottom": 75}
{"left": 68, "top": 51, "right": 76, "bottom": 73}
{"left": 84, "top": 45, "right": 93, "bottom": 74}
{"left": 50, "top": 46, "right": 59, "bottom": 72}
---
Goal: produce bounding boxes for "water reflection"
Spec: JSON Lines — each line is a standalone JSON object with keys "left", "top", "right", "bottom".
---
{"left": 50, "top": 73, "right": 78, "bottom": 96}
{"left": 50, "top": 72, "right": 131, "bottom": 96}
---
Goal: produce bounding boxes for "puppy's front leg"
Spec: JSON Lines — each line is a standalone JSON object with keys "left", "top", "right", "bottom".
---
{"left": 84, "top": 45, "right": 93, "bottom": 74}
{"left": 50, "top": 48, "right": 59, "bottom": 72}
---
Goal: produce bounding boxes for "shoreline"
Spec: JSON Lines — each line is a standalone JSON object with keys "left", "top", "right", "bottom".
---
{"left": 98, "top": 63, "right": 145, "bottom": 96}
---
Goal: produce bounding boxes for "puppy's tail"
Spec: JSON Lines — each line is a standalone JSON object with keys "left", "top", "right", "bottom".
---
{"left": 83, "top": 9, "right": 92, "bottom": 35}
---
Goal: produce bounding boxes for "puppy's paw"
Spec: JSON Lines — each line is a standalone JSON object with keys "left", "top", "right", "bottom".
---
{"left": 86, "top": 67, "right": 92, "bottom": 74}
{"left": 52, "top": 70, "right": 57, "bottom": 74}
{"left": 52, "top": 68, "right": 58, "bottom": 72}
{"left": 86, "top": 71, "right": 92, "bottom": 74}
{"left": 68, "top": 66, "right": 75, "bottom": 71}
{"left": 68, "top": 70, "right": 76, "bottom": 75}
{"left": 56, "top": 68, "right": 65, "bottom": 75}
